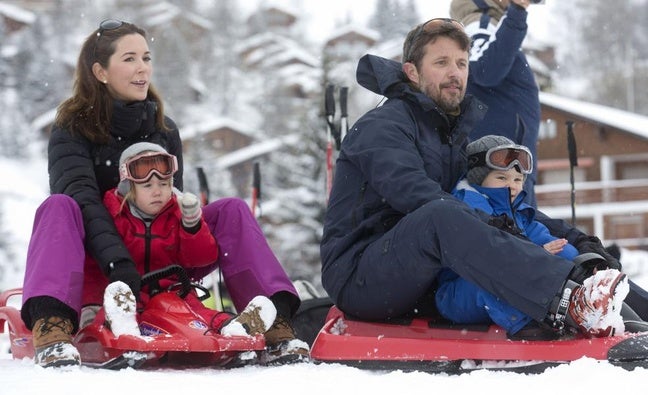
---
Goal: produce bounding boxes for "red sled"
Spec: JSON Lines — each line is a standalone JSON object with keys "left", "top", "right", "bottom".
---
{"left": 309, "top": 305, "right": 648, "bottom": 374}
{"left": 0, "top": 265, "right": 265, "bottom": 369}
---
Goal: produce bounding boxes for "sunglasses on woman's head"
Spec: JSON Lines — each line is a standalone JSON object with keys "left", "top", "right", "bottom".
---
{"left": 93, "top": 19, "right": 124, "bottom": 61}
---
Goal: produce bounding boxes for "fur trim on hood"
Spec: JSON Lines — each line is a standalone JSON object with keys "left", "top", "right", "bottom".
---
{"left": 450, "top": 0, "right": 506, "bottom": 27}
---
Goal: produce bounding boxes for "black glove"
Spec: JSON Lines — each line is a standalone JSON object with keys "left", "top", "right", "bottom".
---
{"left": 573, "top": 234, "right": 622, "bottom": 271}
{"left": 488, "top": 214, "right": 524, "bottom": 238}
{"left": 108, "top": 260, "right": 141, "bottom": 300}
{"left": 568, "top": 252, "right": 608, "bottom": 284}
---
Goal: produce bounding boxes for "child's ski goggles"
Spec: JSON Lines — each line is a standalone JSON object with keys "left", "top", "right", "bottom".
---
{"left": 119, "top": 151, "right": 178, "bottom": 183}
{"left": 468, "top": 144, "right": 533, "bottom": 174}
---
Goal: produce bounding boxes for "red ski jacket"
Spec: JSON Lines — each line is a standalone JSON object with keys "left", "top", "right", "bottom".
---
{"left": 82, "top": 188, "right": 219, "bottom": 306}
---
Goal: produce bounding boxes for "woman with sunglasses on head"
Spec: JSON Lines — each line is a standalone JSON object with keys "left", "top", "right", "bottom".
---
{"left": 21, "top": 20, "right": 306, "bottom": 368}
{"left": 82, "top": 142, "right": 278, "bottom": 342}
{"left": 322, "top": 18, "right": 629, "bottom": 343}
{"left": 435, "top": 135, "right": 581, "bottom": 340}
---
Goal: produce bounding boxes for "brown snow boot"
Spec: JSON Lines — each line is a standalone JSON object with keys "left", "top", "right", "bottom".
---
{"left": 32, "top": 316, "right": 80, "bottom": 368}
{"left": 262, "top": 315, "right": 310, "bottom": 365}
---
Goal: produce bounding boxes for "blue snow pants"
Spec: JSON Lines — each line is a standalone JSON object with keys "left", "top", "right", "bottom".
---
{"left": 435, "top": 269, "right": 531, "bottom": 334}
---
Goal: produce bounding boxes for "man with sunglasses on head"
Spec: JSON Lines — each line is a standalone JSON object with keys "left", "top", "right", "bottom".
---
{"left": 321, "top": 18, "right": 631, "bottom": 341}
{"left": 450, "top": 0, "right": 541, "bottom": 207}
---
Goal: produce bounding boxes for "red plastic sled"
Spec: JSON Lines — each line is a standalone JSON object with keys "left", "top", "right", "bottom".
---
{"left": 0, "top": 265, "right": 265, "bottom": 369}
{"left": 310, "top": 306, "right": 648, "bottom": 373}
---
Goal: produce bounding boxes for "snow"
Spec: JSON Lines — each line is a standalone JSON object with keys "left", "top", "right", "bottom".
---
{"left": 2, "top": 353, "right": 648, "bottom": 395}
{"left": 3, "top": 0, "right": 648, "bottom": 390}
{"left": 2, "top": 151, "right": 648, "bottom": 389}
{"left": 540, "top": 92, "right": 648, "bottom": 140}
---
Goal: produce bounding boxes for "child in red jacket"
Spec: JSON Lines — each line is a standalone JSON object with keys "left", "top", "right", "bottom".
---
{"left": 82, "top": 142, "right": 276, "bottom": 338}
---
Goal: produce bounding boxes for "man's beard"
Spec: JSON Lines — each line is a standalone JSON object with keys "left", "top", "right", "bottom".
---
{"left": 421, "top": 80, "right": 464, "bottom": 114}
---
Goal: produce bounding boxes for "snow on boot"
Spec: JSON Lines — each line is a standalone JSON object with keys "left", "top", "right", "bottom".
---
{"left": 32, "top": 317, "right": 81, "bottom": 368}
{"left": 104, "top": 281, "right": 140, "bottom": 337}
{"left": 567, "top": 269, "right": 628, "bottom": 338}
{"left": 262, "top": 315, "right": 310, "bottom": 365}
{"left": 221, "top": 295, "right": 277, "bottom": 337}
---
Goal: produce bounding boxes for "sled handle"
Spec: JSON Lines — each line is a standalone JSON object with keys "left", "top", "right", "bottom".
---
{"left": 142, "top": 264, "right": 192, "bottom": 299}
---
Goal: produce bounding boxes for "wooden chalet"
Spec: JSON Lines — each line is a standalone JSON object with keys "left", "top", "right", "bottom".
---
{"left": 536, "top": 92, "right": 648, "bottom": 250}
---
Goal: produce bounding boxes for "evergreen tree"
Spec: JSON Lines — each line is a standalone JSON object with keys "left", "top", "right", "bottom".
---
{"left": 553, "top": 0, "right": 648, "bottom": 115}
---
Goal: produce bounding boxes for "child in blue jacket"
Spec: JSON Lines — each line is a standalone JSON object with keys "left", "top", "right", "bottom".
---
{"left": 435, "top": 135, "right": 579, "bottom": 339}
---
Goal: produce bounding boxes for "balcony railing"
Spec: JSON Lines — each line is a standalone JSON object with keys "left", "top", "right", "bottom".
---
{"left": 535, "top": 179, "right": 648, "bottom": 249}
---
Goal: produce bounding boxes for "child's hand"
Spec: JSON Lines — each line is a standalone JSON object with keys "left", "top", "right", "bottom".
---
{"left": 180, "top": 192, "right": 201, "bottom": 230}
{"left": 544, "top": 238, "right": 568, "bottom": 255}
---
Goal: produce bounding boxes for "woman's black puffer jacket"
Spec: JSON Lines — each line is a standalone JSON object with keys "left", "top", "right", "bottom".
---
{"left": 47, "top": 100, "right": 183, "bottom": 276}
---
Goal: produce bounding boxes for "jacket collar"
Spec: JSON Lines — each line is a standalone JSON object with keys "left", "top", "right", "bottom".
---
{"left": 110, "top": 99, "right": 158, "bottom": 140}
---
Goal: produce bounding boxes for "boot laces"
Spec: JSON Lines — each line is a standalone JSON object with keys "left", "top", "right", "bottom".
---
{"left": 38, "top": 318, "right": 72, "bottom": 336}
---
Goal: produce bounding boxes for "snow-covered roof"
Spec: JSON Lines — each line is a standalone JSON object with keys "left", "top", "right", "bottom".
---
{"left": 540, "top": 92, "right": 648, "bottom": 140}
{"left": 371, "top": 37, "right": 404, "bottom": 61}
{"left": 212, "top": 134, "right": 300, "bottom": 170}
{"left": 246, "top": 4, "right": 298, "bottom": 25}
{"left": 258, "top": 45, "right": 320, "bottom": 69}
{"left": 237, "top": 32, "right": 320, "bottom": 69}
{"left": 30, "top": 108, "right": 57, "bottom": 132}
{"left": 526, "top": 54, "right": 550, "bottom": 77}
{"left": 144, "top": 1, "right": 212, "bottom": 30}
{"left": 180, "top": 117, "right": 259, "bottom": 140}
{"left": 0, "top": 3, "right": 36, "bottom": 25}
{"left": 325, "top": 25, "right": 381, "bottom": 46}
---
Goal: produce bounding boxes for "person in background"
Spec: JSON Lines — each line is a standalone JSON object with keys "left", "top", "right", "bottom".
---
{"left": 21, "top": 19, "right": 307, "bottom": 368}
{"left": 436, "top": 135, "right": 582, "bottom": 339}
{"left": 450, "top": 0, "right": 540, "bottom": 207}
{"left": 320, "top": 18, "right": 629, "bottom": 345}
{"left": 82, "top": 142, "right": 277, "bottom": 341}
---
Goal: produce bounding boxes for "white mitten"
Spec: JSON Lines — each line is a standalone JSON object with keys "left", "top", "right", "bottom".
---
{"left": 180, "top": 192, "right": 201, "bottom": 230}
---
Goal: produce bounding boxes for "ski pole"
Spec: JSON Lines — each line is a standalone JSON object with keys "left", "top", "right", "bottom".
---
{"left": 339, "top": 86, "right": 349, "bottom": 148}
{"left": 251, "top": 161, "right": 261, "bottom": 217}
{"left": 566, "top": 120, "right": 578, "bottom": 226}
{"left": 196, "top": 167, "right": 226, "bottom": 311}
{"left": 196, "top": 167, "right": 210, "bottom": 206}
{"left": 325, "top": 84, "right": 336, "bottom": 202}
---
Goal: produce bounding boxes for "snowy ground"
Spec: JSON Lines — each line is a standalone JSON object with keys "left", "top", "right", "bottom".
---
{"left": 1, "top": 348, "right": 648, "bottom": 395}
{"left": 3, "top": 154, "right": 648, "bottom": 393}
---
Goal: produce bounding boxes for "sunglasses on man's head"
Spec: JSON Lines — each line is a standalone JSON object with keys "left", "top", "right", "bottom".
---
{"left": 404, "top": 18, "right": 465, "bottom": 63}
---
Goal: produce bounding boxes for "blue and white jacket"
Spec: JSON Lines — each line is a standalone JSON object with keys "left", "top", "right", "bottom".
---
{"left": 462, "top": 3, "right": 541, "bottom": 204}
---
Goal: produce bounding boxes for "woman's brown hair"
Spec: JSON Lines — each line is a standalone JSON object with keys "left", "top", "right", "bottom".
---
{"left": 54, "top": 21, "right": 168, "bottom": 144}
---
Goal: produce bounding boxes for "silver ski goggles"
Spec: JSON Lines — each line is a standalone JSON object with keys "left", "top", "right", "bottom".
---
{"left": 468, "top": 144, "right": 533, "bottom": 174}
{"left": 119, "top": 151, "right": 178, "bottom": 183}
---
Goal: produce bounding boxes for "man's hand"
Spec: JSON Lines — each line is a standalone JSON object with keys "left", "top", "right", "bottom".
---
{"left": 573, "top": 234, "right": 622, "bottom": 271}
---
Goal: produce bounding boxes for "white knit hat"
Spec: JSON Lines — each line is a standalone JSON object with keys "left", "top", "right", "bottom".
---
{"left": 117, "top": 142, "right": 170, "bottom": 196}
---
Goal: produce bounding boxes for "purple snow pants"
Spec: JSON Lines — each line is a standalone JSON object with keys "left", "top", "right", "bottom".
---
{"left": 22, "top": 194, "right": 297, "bottom": 317}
